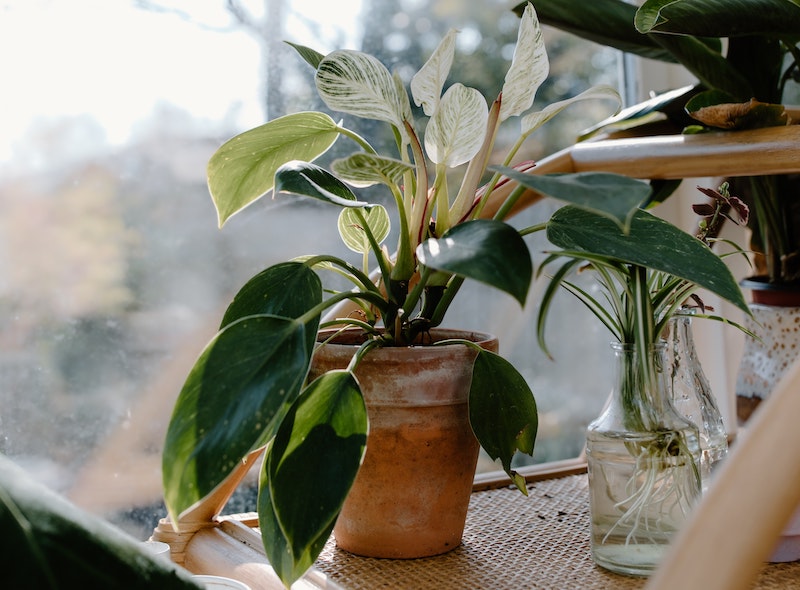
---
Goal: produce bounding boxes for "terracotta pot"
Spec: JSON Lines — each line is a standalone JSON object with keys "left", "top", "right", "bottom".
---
{"left": 308, "top": 328, "right": 497, "bottom": 559}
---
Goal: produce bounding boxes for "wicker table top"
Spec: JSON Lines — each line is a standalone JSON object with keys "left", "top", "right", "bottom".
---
{"left": 165, "top": 463, "right": 800, "bottom": 589}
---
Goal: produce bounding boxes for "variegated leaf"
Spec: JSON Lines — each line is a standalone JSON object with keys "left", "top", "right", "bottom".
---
{"left": 499, "top": 3, "right": 549, "bottom": 121}
{"left": 410, "top": 29, "right": 458, "bottom": 116}
{"left": 425, "top": 83, "right": 489, "bottom": 167}
{"left": 316, "top": 50, "right": 406, "bottom": 131}
{"left": 393, "top": 71, "right": 413, "bottom": 124}
{"left": 521, "top": 84, "right": 621, "bottom": 136}
{"left": 338, "top": 205, "right": 391, "bottom": 253}
{"left": 331, "top": 153, "right": 413, "bottom": 188}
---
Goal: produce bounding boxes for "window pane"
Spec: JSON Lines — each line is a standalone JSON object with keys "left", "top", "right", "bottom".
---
{"left": 0, "top": 0, "right": 620, "bottom": 539}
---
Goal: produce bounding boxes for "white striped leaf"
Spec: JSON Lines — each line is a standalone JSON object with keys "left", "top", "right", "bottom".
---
{"left": 424, "top": 83, "right": 489, "bottom": 167}
{"left": 393, "top": 71, "right": 413, "bottom": 124}
{"left": 499, "top": 3, "right": 549, "bottom": 121}
{"left": 331, "top": 153, "right": 413, "bottom": 188}
{"left": 521, "top": 84, "right": 621, "bottom": 136}
{"left": 410, "top": 29, "right": 458, "bottom": 116}
{"left": 316, "top": 50, "right": 407, "bottom": 131}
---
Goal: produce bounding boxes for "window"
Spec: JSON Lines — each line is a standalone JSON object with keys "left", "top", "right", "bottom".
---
{"left": 0, "top": 0, "right": 622, "bottom": 540}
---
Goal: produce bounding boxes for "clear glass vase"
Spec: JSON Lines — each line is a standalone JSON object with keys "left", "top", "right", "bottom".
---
{"left": 666, "top": 309, "right": 728, "bottom": 490}
{"left": 586, "top": 342, "right": 702, "bottom": 576}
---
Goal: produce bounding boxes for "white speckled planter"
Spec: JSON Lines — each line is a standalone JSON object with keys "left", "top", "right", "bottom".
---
{"left": 735, "top": 296, "right": 800, "bottom": 563}
{"left": 735, "top": 303, "right": 800, "bottom": 411}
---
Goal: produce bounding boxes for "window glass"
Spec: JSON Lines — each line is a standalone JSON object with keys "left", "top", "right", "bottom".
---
{"left": 0, "top": 0, "right": 620, "bottom": 539}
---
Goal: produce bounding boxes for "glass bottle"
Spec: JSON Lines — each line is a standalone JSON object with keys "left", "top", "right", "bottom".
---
{"left": 586, "top": 342, "right": 702, "bottom": 576}
{"left": 666, "top": 309, "right": 728, "bottom": 490}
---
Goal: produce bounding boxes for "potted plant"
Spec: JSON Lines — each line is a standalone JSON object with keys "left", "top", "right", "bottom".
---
{"left": 516, "top": 0, "right": 800, "bottom": 424}
{"left": 515, "top": 0, "right": 800, "bottom": 267}
{"left": 500, "top": 168, "right": 751, "bottom": 575}
{"left": 161, "top": 5, "right": 636, "bottom": 587}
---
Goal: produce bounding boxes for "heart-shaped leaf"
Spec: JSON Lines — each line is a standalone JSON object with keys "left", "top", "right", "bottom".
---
{"left": 220, "top": 262, "right": 322, "bottom": 329}
{"left": 338, "top": 205, "right": 391, "bottom": 254}
{"left": 274, "top": 161, "right": 371, "bottom": 207}
{"left": 500, "top": 3, "right": 549, "bottom": 121}
{"left": 410, "top": 28, "right": 457, "bottom": 116}
{"left": 425, "top": 83, "right": 489, "bottom": 167}
{"left": 208, "top": 112, "right": 340, "bottom": 226}
{"left": 264, "top": 370, "right": 367, "bottom": 587}
{"left": 469, "top": 349, "right": 538, "bottom": 494}
{"left": 316, "top": 49, "right": 409, "bottom": 132}
{"left": 417, "top": 219, "right": 532, "bottom": 305}
{"left": 162, "top": 315, "right": 310, "bottom": 522}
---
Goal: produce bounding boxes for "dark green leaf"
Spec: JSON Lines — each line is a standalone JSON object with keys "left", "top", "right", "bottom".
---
{"left": 221, "top": 262, "right": 322, "bottom": 328}
{"left": 546, "top": 206, "right": 750, "bottom": 314}
{"left": 417, "top": 219, "right": 532, "bottom": 305}
{"left": 163, "top": 316, "right": 310, "bottom": 521}
{"left": 265, "top": 371, "right": 367, "bottom": 587}
{"left": 579, "top": 86, "right": 698, "bottom": 139}
{"left": 274, "top": 161, "right": 372, "bottom": 208}
{"left": 0, "top": 455, "right": 202, "bottom": 589}
{"left": 649, "top": 33, "right": 752, "bottom": 99}
{"left": 513, "top": 0, "right": 679, "bottom": 62}
{"left": 285, "top": 41, "right": 325, "bottom": 69}
{"left": 469, "top": 350, "right": 538, "bottom": 494}
{"left": 208, "top": 112, "right": 340, "bottom": 226}
{"left": 496, "top": 169, "right": 651, "bottom": 234}
{"left": 636, "top": 0, "right": 800, "bottom": 38}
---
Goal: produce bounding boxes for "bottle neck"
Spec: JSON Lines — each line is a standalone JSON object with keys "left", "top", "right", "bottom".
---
{"left": 610, "top": 341, "right": 676, "bottom": 432}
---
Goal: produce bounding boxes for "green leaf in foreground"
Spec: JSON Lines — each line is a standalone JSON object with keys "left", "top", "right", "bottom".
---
{"left": 469, "top": 349, "right": 538, "bottom": 494}
{"left": 417, "top": 219, "right": 532, "bottom": 305}
{"left": 263, "top": 371, "right": 367, "bottom": 587}
{"left": 162, "top": 316, "right": 310, "bottom": 523}
{"left": 0, "top": 455, "right": 202, "bottom": 589}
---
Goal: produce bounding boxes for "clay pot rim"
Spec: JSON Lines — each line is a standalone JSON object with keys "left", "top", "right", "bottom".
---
{"left": 740, "top": 276, "right": 800, "bottom": 307}
{"left": 316, "top": 327, "right": 497, "bottom": 349}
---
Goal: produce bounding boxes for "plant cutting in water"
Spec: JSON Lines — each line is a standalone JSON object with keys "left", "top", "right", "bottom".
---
{"left": 501, "top": 169, "right": 751, "bottom": 572}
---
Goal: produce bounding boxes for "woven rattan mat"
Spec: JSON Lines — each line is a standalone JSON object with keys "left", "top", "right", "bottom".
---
{"left": 311, "top": 473, "right": 800, "bottom": 590}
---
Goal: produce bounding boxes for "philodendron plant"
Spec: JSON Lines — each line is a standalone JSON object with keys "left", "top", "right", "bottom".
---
{"left": 162, "top": 4, "right": 640, "bottom": 586}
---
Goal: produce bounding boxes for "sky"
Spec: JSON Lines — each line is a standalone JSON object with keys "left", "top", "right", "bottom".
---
{"left": 0, "top": 0, "right": 363, "bottom": 161}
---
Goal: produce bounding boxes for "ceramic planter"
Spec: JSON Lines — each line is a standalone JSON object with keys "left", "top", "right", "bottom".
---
{"left": 308, "top": 328, "right": 497, "bottom": 559}
{"left": 736, "top": 277, "right": 800, "bottom": 562}
{"left": 735, "top": 277, "right": 800, "bottom": 425}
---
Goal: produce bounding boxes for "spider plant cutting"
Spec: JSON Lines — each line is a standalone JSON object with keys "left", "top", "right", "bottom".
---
{"left": 161, "top": 4, "right": 629, "bottom": 587}
{"left": 500, "top": 170, "right": 751, "bottom": 575}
